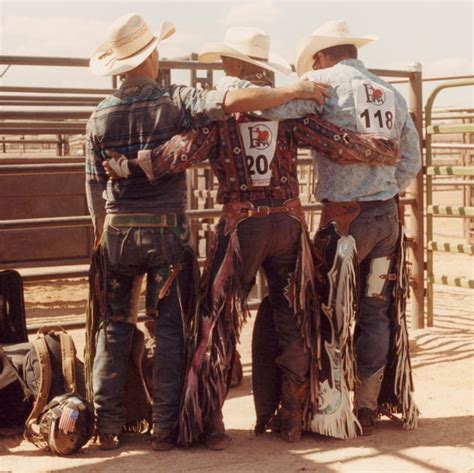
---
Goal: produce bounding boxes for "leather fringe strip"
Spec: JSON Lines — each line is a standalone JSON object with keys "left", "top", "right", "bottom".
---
{"left": 179, "top": 231, "right": 246, "bottom": 445}
{"left": 379, "top": 231, "right": 419, "bottom": 429}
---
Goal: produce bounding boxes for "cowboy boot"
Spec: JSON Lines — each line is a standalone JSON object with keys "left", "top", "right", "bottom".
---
{"left": 204, "top": 409, "right": 228, "bottom": 450}
{"left": 98, "top": 432, "right": 121, "bottom": 450}
{"left": 252, "top": 297, "right": 282, "bottom": 435}
{"left": 279, "top": 374, "right": 309, "bottom": 443}
{"left": 354, "top": 366, "right": 385, "bottom": 436}
{"left": 230, "top": 350, "right": 243, "bottom": 388}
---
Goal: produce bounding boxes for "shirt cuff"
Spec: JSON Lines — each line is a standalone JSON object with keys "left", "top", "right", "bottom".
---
{"left": 204, "top": 89, "right": 228, "bottom": 121}
{"left": 137, "top": 150, "right": 155, "bottom": 182}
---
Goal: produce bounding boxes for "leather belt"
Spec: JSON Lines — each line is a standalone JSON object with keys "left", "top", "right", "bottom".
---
{"left": 222, "top": 197, "right": 306, "bottom": 234}
{"left": 245, "top": 204, "right": 293, "bottom": 218}
{"left": 356, "top": 197, "right": 396, "bottom": 211}
{"left": 105, "top": 213, "right": 177, "bottom": 228}
{"left": 319, "top": 197, "right": 396, "bottom": 235}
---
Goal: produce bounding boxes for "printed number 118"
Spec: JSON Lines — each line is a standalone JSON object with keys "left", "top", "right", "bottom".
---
{"left": 360, "top": 109, "right": 393, "bottom": 130}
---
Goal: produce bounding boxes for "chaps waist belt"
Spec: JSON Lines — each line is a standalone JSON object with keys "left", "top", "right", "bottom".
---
{"left": 320, "top": 197, "right": 396, "bottom": 235}
{"left": 222, "top": 197, "right": 306, "bottom": 234}
{"left": 105, "top": 213, "right": 178, "bottom": 228}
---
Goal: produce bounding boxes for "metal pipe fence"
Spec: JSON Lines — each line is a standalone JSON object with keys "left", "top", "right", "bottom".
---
{"left": 425, "top": 79, "right": 474, "bottom": 326}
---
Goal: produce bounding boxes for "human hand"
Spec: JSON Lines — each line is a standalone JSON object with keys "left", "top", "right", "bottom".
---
{"left": 102, "top": 151, "right": 131, "bottom": 180}
{"left": 291, "top": 80, "right": 331, "bottom": 105}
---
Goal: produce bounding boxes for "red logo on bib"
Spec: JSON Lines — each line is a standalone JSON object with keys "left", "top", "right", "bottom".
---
{"left": 248, "top": 124, "right": 272, "bottom": 150}
{"left": 364, "top": 83, "right": 385, "bottom": 105}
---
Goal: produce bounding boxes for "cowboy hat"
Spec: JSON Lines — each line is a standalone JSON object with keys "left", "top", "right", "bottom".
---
{"left": 198, "top": 26, "right": 292, "bottom": 75}
{"left": 295, "top": 20, "right": 378, "bottom": 77}
{"left": 90, "top": 13, "right": 175, "bottom": 77}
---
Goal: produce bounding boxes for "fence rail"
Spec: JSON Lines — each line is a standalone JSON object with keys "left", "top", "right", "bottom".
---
{"left": 425, "top": 79, "right": 474, "bottom": 326}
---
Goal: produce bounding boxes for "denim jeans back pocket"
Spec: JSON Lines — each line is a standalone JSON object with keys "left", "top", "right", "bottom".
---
{"left": 103, "top": 225, "right": 129, "bottom": 268}
{"left": 149, "top": 229, "right": 182, "bottom": 267}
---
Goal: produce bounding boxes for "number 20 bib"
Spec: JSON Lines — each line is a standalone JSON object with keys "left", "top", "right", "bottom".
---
{"left": 239, "top": 121, "right": 279, "bottom": 187}
{"left": 353, "top": 80, "right": 395, "bottom": 139}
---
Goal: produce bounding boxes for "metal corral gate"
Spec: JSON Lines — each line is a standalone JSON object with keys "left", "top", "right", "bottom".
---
{"left": 425, "top": 79, "right": 474, "bottom": 326}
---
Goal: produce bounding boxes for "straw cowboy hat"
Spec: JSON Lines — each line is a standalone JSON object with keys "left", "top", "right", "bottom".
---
{"left": 90, "top": 13, "right": 175, "bottom": 76}
{"left": 295, "top": 20, "right": 378, "bottom": 77}
{"left": 198, "top": 26, "right": 292, "bottom": 75}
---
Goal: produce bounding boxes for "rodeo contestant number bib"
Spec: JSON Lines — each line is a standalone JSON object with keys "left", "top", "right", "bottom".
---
{"left": 353, "top": 80, "right": 395, "bottom": 139}
{"left": 239, "top": 121, "right": 279, "bottom": 187}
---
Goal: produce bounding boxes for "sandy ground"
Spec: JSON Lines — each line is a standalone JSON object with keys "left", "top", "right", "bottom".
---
{"left": 1, "top": 272, "right": 473, "bottom": 473}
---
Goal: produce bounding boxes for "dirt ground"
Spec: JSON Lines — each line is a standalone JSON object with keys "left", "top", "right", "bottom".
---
{"left": 1, "top": 275, "right": 473, "bottom": 473}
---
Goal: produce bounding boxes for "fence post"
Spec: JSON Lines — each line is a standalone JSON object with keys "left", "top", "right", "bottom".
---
{"left": 57, "top": 134, "right": 63, "bottom": 156}
{"left": 190, "top": 53, "right": 198, "bottom": 87}
{"left": 407, "top": 62, "right": 425, "bottom": 330}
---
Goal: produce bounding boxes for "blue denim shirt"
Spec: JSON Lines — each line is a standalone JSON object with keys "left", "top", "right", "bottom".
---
{"left": 217, "top": 59, "right": 421, "bottom": 202}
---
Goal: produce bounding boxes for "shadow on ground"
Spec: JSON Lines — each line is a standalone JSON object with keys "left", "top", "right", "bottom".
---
{"left": 1, "top": 415, "right": 472, "bottom": 473}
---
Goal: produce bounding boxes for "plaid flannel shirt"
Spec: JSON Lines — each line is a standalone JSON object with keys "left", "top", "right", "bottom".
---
{"left": 85, "top": 77, "right": 226, "bottom": 233}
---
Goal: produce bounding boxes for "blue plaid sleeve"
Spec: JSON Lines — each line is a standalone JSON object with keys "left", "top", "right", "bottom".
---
{"left": 85, "top": 119, "right": 107, "bottom": 238}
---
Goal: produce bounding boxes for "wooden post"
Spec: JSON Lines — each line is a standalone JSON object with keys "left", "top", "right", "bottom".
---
{"left": 57, "top": 134, "right": 63, "bottom": 156}
{"left": 190, "top": 53, "right": 198, "bottom": 87}
{"left": 407, "top": 62, "right": 425, "bottom": 329}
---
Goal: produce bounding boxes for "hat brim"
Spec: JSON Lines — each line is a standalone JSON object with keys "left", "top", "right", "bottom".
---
{"left": 90, "top": 21, "right": 176, "bottom": 77}
{"left": 198, "top": 42, "right": 292, "bottom": 75}
{"left": 295, "top": 34, "right": 377, "bottom": 77}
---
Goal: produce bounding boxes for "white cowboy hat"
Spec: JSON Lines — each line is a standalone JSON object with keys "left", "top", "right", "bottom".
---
{"left": 198, "top": 26, "right": 292, "bottom": 75}
{"left": 90, "top": 13, "right": 175, "bottom": 77}
{"left": 295, "top": 20, "right": 378, "bottom": 77}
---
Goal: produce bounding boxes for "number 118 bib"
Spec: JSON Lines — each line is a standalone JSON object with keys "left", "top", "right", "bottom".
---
{"left": 353, "top": 80, "right": 395, "bottom": 139}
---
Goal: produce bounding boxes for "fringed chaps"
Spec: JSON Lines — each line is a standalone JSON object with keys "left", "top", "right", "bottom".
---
{"left": 179, "top": 229, "right": 245, "bottom": 445}
{"left": 310, "top": 223, "right": 360, "bottom": 439}
{"left": 179, "top": 210, "right": 319, "bottom": 445}
{"left": 378, "top": 231, "right": 419, "bottom": 429}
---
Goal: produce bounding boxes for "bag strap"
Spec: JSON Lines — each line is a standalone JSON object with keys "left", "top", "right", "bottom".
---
{"left": 25, "top": 337, "right": 52, "bottom": 427}
{"left": 59, "top": 331, "right": 77, "bottom": 394}
{"left": 36, "top": 325, "right": 67, "bottom": 336}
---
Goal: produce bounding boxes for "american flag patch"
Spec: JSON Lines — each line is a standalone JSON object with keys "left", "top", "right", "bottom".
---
{"left": 58, "top": 406, "right": 79, "bottom": 434}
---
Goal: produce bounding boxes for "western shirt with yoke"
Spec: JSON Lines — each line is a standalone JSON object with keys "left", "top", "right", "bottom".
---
{"left": 217, "top": 59, "right": 421, "bottom": 202}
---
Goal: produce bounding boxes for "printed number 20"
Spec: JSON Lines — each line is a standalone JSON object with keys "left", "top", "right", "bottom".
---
{"left": 360, "top": 109, "right": 393, "bottom": 130}
{"left": 247, "top": 155, "right": 269, "bottom": 175}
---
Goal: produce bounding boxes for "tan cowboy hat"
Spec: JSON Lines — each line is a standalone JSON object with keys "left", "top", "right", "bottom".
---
{"left": 198, "top": 26, "right": 292, "bottom": 75}
{"left": 295, "top": 20, "right": 378, "bottom": 77}
{"left": 90, "top": 13, "right": 175, "bottom": 77}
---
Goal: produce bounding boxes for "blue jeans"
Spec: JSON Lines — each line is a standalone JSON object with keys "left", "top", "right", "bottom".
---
{"left": 349, "top": 199, "right": 400, "bottom": 379}
{"left": 93, "top": 220, "right": 194, "bottom": 434}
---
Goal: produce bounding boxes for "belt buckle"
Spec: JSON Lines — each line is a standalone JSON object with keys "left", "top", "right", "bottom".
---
{"left": 256, "top": 205, "right": 270, "bottom": 216}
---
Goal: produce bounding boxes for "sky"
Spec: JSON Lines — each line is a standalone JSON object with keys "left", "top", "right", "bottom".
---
{"left": 0, "top": 0, "right": 473, "bottom": 107}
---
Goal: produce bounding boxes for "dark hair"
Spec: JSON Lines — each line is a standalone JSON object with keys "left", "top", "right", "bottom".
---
{"left": 320, "top": 44, "right": 358, "bottom": 61}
